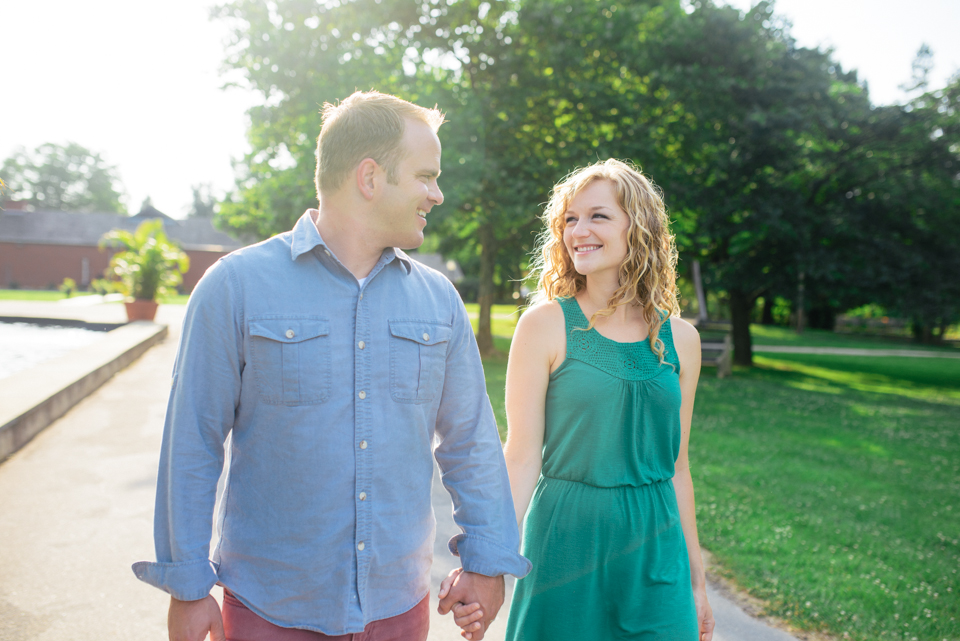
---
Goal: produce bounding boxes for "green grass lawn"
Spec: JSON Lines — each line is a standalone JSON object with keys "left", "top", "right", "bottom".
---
{"left": 691, "top": 355, "right": 959, "bottom": 641}
{"left": 0, "top": 289, "right": 191, "bottom": 304}
{"left": 750, "top": 323, "right": 958, "bottom": 352}
{"left": 0, "top": 289, "right": 77, "bottom": 301}
{"left": 481, "top": 327, "right": 959, "bottom": 641}
{"left": 464, "top": 303, "right": 523, "bottom": 339}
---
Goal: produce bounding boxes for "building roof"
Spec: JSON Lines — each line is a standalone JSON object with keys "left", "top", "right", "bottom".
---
{"left": 0, "top": 208, "right": 246, "bottom": 252}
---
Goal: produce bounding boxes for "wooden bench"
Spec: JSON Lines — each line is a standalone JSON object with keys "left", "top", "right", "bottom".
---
{"left": 697, "top": 324, "right": 733, "bottom": 378}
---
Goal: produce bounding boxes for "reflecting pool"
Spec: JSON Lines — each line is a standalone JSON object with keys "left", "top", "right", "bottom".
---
{"left": 0, "top": 322, "right": 109, "bottom": 380}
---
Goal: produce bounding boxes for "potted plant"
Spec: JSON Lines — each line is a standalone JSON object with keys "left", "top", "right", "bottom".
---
{"left": 99, "top": 219, "right": 190, "bottom": 322}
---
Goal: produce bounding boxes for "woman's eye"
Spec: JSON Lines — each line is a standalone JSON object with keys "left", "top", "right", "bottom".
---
{"left": 564, "top": 216, "right": 576, "bottom": 224}
{"left": 592, "top": 213, "right": 608, "bottom": 220}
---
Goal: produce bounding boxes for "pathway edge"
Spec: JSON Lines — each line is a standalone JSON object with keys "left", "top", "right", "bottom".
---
{"left": 0, "top": 320, "right": 168, "bottom": 462}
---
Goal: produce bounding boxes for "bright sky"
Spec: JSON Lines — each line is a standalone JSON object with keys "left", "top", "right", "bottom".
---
{"left": 2, "top": 0, "right": 958, "bottom": 219}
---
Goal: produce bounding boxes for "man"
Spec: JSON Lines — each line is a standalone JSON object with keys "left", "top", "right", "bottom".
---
{"left": 133, "top": 91, "right": 529, "bottom": 641}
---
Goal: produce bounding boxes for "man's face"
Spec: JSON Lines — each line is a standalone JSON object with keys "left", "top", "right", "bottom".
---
{"left": 374, "top": 119, "right": 444, "bottom": 250}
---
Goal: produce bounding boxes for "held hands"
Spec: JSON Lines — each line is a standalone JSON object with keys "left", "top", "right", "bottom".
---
{"left": 694, "top": 586, "right": 715, "bottom": 641}
{"left": 168, "top": 595, "right": 225, "bottom": 641}
{"left": 438, "top": 567, "right": 505, "bottom": 640}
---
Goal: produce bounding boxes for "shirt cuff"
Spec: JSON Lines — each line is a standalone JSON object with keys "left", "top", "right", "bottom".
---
{"left": 131, "top": 559, "right": 219, "bottom": 602}
{"left": 448, "top": 533, "right": 531, "bottom": 579}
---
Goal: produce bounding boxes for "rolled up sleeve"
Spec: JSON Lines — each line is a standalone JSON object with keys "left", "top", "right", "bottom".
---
{"left": 131, "top": 259, "right": 244, "bottom": 601}
{"left": 433, "top": 287, "right": 531, "bottom": 579}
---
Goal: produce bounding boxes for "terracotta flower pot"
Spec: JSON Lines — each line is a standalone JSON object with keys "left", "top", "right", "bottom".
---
{"left": 125, "top": 299, "right": 159, "bottom": 322}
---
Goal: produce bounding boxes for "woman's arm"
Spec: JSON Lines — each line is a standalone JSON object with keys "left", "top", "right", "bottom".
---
{"left": 502, "top": 302, "right": 564, "bottom": 528}
{"left": 671, "top": 317, "right": 715, "bottom": 641}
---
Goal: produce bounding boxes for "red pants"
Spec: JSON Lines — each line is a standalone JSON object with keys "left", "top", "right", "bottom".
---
{"left": 222, "top": 588, "right": 430, "bottom": 641}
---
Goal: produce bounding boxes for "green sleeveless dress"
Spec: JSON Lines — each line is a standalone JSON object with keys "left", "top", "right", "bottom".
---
{"left": 504, "top": 297, "right": 698, "bottom": 641}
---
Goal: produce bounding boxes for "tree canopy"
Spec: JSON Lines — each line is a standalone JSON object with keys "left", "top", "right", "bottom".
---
{"left": 1, "top": 142, "right": 126, "bottom": 213}
{"left": 213, "top": 0, "right": 960, "bottom": 354}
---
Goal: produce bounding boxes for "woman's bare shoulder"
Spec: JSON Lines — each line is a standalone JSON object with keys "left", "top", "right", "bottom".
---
{"left": 514, "top": 300, "right": 566, "bottom": 348}
{"left": 519, "top": 299, "right": 564, "bottom": 327}
{"left": 669, "top": 316, "right": 700, "bottom": 346}
{"left": 512, "top": 300, "right": 567, "bottom": 372}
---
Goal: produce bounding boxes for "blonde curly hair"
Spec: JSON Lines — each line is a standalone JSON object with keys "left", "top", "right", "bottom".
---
{"left": 529, "top": 158, "right": 680, "bottom": 364}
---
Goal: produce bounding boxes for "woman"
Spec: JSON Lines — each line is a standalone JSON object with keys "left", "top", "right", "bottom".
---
{"left": 446, "top": 159, "right": 715, "bottom": 640}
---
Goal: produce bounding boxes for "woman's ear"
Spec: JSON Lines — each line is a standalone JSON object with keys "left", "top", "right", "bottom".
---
{"left": 356, "top": 158, "right": 379, "bottom": 200}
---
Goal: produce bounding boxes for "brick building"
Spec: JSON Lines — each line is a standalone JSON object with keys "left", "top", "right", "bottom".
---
{"left": 0, "top": 204, "right": 248, "bottom": 292}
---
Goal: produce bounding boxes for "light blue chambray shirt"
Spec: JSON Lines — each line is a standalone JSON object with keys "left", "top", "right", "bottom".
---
{"left": 133, "top": 210, "right": 530, "bottom": 634}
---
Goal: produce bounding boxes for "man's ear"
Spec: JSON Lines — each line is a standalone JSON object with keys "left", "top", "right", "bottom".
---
{"left": 356, "top": 158, "right": 379, "bottom": 201}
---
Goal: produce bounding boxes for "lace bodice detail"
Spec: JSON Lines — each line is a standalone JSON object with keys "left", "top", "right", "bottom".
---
{"left": 559, "top": 297, "right": 680, "bottom": 382}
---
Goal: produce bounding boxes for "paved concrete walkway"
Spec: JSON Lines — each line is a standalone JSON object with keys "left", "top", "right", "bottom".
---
{"left": 0, "top": 301, "right": 799, "bottom": 640}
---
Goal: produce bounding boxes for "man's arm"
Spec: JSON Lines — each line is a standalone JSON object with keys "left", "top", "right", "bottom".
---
{"left": 432, "top": 284, "right": 531, "bottom": 639}
{"left": 131, "top": 260, "right": 244, "bottom": 637}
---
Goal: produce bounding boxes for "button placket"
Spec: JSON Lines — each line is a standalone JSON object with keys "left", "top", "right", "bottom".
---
{"left": 353, "top": 284, "right": 374, "bottom": 607}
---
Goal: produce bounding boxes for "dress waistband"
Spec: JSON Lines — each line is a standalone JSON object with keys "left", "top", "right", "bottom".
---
{"left": 540, "top": 474, "right": 672, "bottom": 490}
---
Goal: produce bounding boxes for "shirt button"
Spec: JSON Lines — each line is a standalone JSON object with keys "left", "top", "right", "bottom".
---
{"left": 285, "top": 329, "right": 295, "bottom": 339}
{"left": 359, "top": 440, "right": 368, "bottom": 450}
{"left": 358, "top": 341, "right": 365, "bottom": 350}
{"left": 422, "top": 332, "right": 430, "bottom": 341}
{"left": 359, "top": 492, "right": 367, "bottom": 501}
{"left": 358, "top": 390, "right": 366, "bottom": 400}
{"left": 359, "top": 293, "right": 363, "bottom": 301}
{"left": 324, "top": 249, "right": 331, "bottom": 256}
{"left": 357, "top": 542, "right": 365, "bottom": 551}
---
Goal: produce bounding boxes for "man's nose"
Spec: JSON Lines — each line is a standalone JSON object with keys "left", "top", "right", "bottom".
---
{"left": 430, "top": 181, "right": 444, "bottom": 205}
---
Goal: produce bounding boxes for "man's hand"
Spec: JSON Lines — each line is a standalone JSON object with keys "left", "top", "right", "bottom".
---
{"left": 168, "top": 595, "right": 225, "bottom": 641}
{"left": 438, "top": 568, "right": 505, "bottom": 641}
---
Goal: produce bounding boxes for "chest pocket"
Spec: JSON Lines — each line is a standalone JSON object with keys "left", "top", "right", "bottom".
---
{"left": 389, "top": 320, "right": 453, "bottom": 404}
{"left": 249, "top": 316, "right": 330, "bottom": 405}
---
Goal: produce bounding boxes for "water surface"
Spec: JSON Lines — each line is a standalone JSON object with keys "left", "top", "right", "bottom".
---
{"left": 0, "top": 322, "right": 108, "bottom": 380}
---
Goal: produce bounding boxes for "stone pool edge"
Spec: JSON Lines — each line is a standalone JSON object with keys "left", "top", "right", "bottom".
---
{"left": 0, "top": 320, "right": 168, "bottom": 462}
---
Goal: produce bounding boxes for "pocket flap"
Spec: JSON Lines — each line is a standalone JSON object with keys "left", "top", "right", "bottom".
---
{"left": 249, "top": 318, "right": 330, "bottom": 343}
{"left": 389, "top": 320, "right": 453, "bottom": 345}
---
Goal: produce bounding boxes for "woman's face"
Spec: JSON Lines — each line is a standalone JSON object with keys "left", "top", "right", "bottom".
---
{"left": 562, "top": 179, "right": 631, "bottom": 279}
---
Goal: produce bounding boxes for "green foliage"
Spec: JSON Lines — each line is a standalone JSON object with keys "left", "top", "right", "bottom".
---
{"left": 99, "top": 220, "right": 190, "bottom": 301}
{"left": 58, "top": 277, "right": 77, "bottom": 298}
{"left": 0, "top": 142, "right": 126, "bottom": 212}
{"left": 212, "top": 0, "right": 960, "bottom": 357}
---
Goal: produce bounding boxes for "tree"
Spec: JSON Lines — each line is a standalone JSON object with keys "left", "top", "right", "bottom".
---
{"left": 188, "top": 183, "right": 218, "bottom": 218}
{"left": 212, "top": 0, "right": 694, "bottom": 354}
{"left": 212, "top": 0, "right": 958, "bottom": 360}
{"left": 0, "top": 142, "right": 126, "bottom": 212}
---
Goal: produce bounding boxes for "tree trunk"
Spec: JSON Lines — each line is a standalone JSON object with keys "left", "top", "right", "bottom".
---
{"left": 692, "top": 260, "right": 709, "bottom": 323}
{"left": 761, "top": 295, "right": 775, "bottom": 325}
{"left": 936, "top": 318, "right": 949, "bottom": 344}
{"left": 795, "top": 271, "right": 806, "bottom": 335}
{"left": 476, "top": 224, "right": 498, "bottom": 357}
{"left": 730, "top": 287, "right": 754, "bottom": 367}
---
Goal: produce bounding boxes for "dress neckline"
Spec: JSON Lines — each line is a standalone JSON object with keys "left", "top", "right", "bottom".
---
{"left": 568, "top": 296, "right": 651, "bottom": 346}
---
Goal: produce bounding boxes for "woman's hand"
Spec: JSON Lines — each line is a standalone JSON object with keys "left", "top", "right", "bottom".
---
{"left": 694, "top": 586, "right": 715, "bottom": 641}
{"left": 438, "top": 567, "right": 486, "bottom": 639}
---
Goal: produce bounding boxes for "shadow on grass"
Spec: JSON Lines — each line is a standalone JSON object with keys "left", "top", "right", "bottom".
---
{"left": 749, "top": 354, "right": 960, "bottom": 406}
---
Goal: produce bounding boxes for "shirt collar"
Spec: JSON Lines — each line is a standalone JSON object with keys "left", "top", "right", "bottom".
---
{"left": 290, "top": 209, "right": 413, "bottom": 274}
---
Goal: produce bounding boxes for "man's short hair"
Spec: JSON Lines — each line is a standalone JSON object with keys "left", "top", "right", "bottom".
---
{"left": 315, "top": 91, "right": 445, "bottom": 196}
